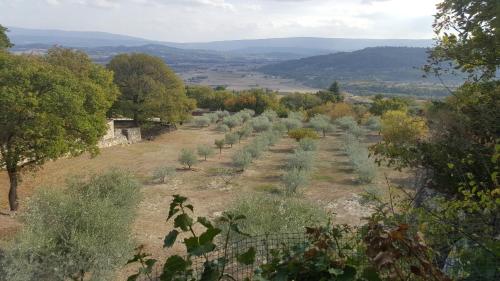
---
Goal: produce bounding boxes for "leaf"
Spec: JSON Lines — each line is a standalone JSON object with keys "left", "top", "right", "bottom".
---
{"left": 127, "top": 273, "right": 140, "bottom": 281}
{"left": 145, "top": 258, "right": 157, "bottom": 268}
{"left": 237, "top": 247, "right": 256, "bottom": 265}
{"left": 361, "top": 267, "right": 382, "bottom": 281}
{"left": 337, "top": 265, "right": 357, "bottom": 281}
{"left": 185, "top": 204, "right": 194, "bottom": 212}
{"left": 174, "top": 213, "right": 193, "bottom": 231}
{"left": 163, "top": 230, "right": 179, "bottom": 248}
{"left": 161, "top": 255, "right": 189, "bottom": 281}
{"left": 328, "top": 267, "right": 344, "bottom": 276}
{"left": 199, "top": 227, "right": 222, "bottom": 245}
{"left": 230, "top": 223, "right": 250, "bottom": 237}
{"left": 197, "top": 216, "right": 214, "bottom": 229}
{"left": 200, "top": 262, "right": 220, "bottom": 281}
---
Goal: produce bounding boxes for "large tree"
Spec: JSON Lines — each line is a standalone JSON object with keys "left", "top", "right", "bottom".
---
{"left": 0, "top": 24, "right": 12, "bottom": 49}
{"left": 0, "top": 49, "right": 118, "bottom": 211}
{"left": 107, "top": 53, "right": 195, "bottom": 124}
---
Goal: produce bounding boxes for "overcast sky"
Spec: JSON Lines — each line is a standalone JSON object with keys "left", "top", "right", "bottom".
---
{"left": 0, "top": 0, "right": 440, "bottom": 42}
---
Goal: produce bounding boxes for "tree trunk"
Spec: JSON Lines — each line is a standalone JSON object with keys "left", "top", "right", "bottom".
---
{"left": 8, "top": 169, "right": 19, "bottom": 211}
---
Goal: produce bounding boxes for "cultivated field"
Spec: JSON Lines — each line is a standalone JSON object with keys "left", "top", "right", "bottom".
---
{"left": 0, "top": 122, "right": 410, "bottom": 278}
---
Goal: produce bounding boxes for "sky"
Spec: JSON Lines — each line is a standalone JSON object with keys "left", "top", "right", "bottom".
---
{"left": 0, "top": 0, "right": 440, "bottom": 42}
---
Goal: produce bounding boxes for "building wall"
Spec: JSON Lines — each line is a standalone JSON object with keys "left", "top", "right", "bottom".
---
{"left": 98, "top": 120, "right": 142, "bottom": 148}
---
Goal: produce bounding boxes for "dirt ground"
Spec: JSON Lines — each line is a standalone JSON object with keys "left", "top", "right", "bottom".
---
{"left": 0, "top": 124, "right": 410, "bottom": 279}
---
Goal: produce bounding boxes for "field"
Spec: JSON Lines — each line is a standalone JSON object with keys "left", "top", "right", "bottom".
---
{"left": 0, "top": 122, "right": 410, "bottom": 278}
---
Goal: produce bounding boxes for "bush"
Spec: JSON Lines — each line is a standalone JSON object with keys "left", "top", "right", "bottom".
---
{"left": 216, "top": 110, "right": 230, "bottom": 119}
{"left": 365, "top": 116, "right": 381, "bottom": 131}
{"left": 262, "top": 109, "right": 278, "bottom": 122}
{"left": 197, "top": 144, "right": 215, "bottom": 160}
{"left": 207, "top": 167, "right": 238, "bottom": 185}
{"left": 287, "top": 111, "right": 306, "bottom": 121}
{"left": 226, "top": 194, "right": 328, "bottom": 236}
{"left": 343, "top": 134, "right": 377, "bottom": 183}
{"left": 178, "top": 148, "right": 198, "bottom": 169}
{"left": 287, "top": 149, "right": 314, "bottom": 172}
{"left": 194, "top": 116, "right": 210, "bottom": 127}
{"left": 214, "top": 139, "right": 225, "bottom": 154}
{"left": 235, "top": 111, "right": 252, "bottom": 123}
{"left": 223, "top": 115, "right": 241, "bottom": 131}
{"left": 250, "top": 116, "right": 272, "bottom": 132}
{"left": 232, "top": 150, "right": 253, "bottom": 171}
{"left": 224, "top": 132, "right": 239, "bottom": 148}
{"left": 244, "top": 141, "right": 265, "bottom": 159}
{"left": 152, "top": 166, "right": 176, "bottom": 183}
{"left": 215, "top": 123, "right": 230, "bottom": 133}
{"left": 283, "top": 168, "right": 310, "bottom": 193}
{"left": 347, "top": 123, "right": 366, "bottom": 139}
{"left": 298, "top": 138, "right": 318, "bottom": 151}
{"left": 309, "top": 114, "right": 334, "bottom": 137}
{"left": 288, "top": 128, "right": 320, "bottom": 141}
{"left": 283, "top": 118, "right": 302, "bottom": 132}
{"left": 2, "top": 171, "right": 141, "bottom": 281}
{"left": 205, "top": 112, "right": 219, "bottom": 124}
{"left": 236, "top": 125, "right": 253, "bottom": 143}
{"left": 335, "top": 116, "right": 357, "bottom": 130}
{"left": 272, "top": 121, "right": 287, "bottom": 134}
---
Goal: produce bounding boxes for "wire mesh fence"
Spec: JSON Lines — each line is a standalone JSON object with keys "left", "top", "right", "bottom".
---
{"left": 141, "top": 231, "right": 499, "bottom": 281}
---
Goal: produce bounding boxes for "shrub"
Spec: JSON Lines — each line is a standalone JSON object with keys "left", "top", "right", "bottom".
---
{"left": 347, "top": 123, "right": 365, "bottom": 139}
{"left": 215, "top": 123, "right": 230, "bottom": 133}
{"left": 236, "top": 125, "right": 253, "bottom": 143}
{"left": 216, "top": 110, "right": 230, "bottom": 119}
{"left": 343, "top": 134, "right": 377, "bottom": 183}
{"left": 214, "top": 139, "right": 225, "bottom": 154}
{"left": 197, "top": 144, "right": 215, "bottom": 160}
{"left": 236, "top": 111, "right": 252, "bottom": 123}
{"left": 240, "top": 108, "right": 255, "bottom": 117}
{"left": 244, "top": 141, "right": 265, "bottom": 159}
{"left": 309, "top": 114, "right": 334, "bottom": 137}
{"left": 250, "top": 116, "right": 272, "bottom": 132}
{"left": 283, "top": 168, "right": 310, "bottom": 193}
{"left": 194, "top": 116, "right": 210, "bottom": 127}
{"left": 262, "top": 109, "right": 278, "bottom": 122}
{"left": 2, "top": 171, "right": 141, "bottom": 281}
{"left": 288, "top": 128, "right": 319, "bottom": 141}
{"left": 335, "top": 116, "right": 357, "bottom": 130}
{"left": 283, "top": 118, "right": 302, "bottom": 132}
{"left": 272, "top": 121, "right": 287, "bottom": 134}
{"left": 223, "top": 115, "right": 241, "bottom": 131}
{"left": 288, "top": 111, "right": 305, "bottom": 121}
{"left": 207, "top": 167, "right": 238, "bottom": 185}
{"left": 365, "top": 116, "right": 381, "bottom": 131}
{"left": 298, "top": 138, "right": 318, "bottom": 151}
{"left": 287, "top": 149, "right": 314, "bottom": 172}
{"left": 232, "top": 150, "right": 253, "bottom": 171}
{"left": 152, "top": 166, "right": 177, "bottom": 183}
{"left": 226, "top": 194, "right": 328, "bottom": 236}
{"left": 178, "top": 148, "right": 198, "bottom": 169}
{"left": 205, "top": 112, "right": 219, "bottom": 124}
{"left": 224, "top": 132, "right": 239, "bottom": 148}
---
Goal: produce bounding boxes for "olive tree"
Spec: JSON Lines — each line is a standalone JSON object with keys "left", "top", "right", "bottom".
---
{"left": 214, "top": 139, "right": 225, "bottom": 155}
{"left": 178, "top": 148, "right": 198, "bottom": 169}
{"left": 309, "top": 115, "right": 334, "bottom": 137}
{"left": 224, "top": 133, "right": 239, "bottom": 148}
{"left": 232, "top": 150, "right": 253, "bottom": 171}
{"left": 197, "top": 144, "right": 215, "bottom": 160}
{"left": 0, "top": 49, "right": 118, "bottom": 211}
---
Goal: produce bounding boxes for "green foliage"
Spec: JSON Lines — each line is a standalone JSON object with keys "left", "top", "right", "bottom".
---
{"left": 215, "top": 123, "right": 230, "bottom": 133}
{"left": 282, "top": 118, "right": 303, "bottom": 132}
{"left": 223, "top": 89, "right": 279, "bottom": 114}
{"left": 250, "top": 116, "right": 272, "bottom": 132}
{"left": 178, "top": 148, "right": 198, "bottom": 169}
{"left": 316, "top": 81, "right": 344, "bottom": 103}
{"left": 344, "top": 134, "right": 377, "bottom": 183}
{"left": 335, "top": 116, "right": 358, "bottom": 130}
{"left": 152, "top": 166, "right": 177, "bottom": 183}
{"left": 365, "top": 116, "right": 381, "bottom": 131}
{"left": 288, "top": 128, "right": 320, "bottom": 141}
{"left": 309, "top": 114, "right": 335, "bottom": 137}
{"left": 282, "top": 167, "right": 310, "bottom": 194}
{"left": 186, "top": 85, "right": 233, "bottom": 110}
{"left": 214, "top": 139, "right": 225, "bottom": 154}
{"left": 107, "top": 53, "right": 195, "bottom": 124}
{"left": 262, "top": 109, "right": 278, "bottom": 122}
{"left": 224, "top": 132, "right": 238, "bottom": 148}
{"left": 287, "top": 111, "right": 306, "bottom": 121}
{"left": 2, "top": 171, "right": 141, "bottom": 281}
{"left": 0, "top": 48, "right": 118, "bottom": 210}
{"left": 236, "top": 125, "right": 253, "bottom": 143}
{"left": 216, "top": 110, "right": 230, "bottom": 120}
{"left": 194, "top": 116, "right": 210, "bottom": 127}
{"left": 286, "top": 149, "right": 314, "bottom": 172}
{"left": 232, "top": 150, "right": 253, "bottom": 171}
{"left": 128, "top": 195, "right": 254, "bottom": 281}
{"left": 0, "top": 24, "right": 12, "bottom": 49}
{"left": 298, "top": 138, "right": 318, "bottom": 152}
{"left": 227, "top": 194, "right": 328, "bottom": 236}
{"left": 223, "top": 115, "right": 241, "bottom": 131}
{"left": 369, "top": 95, "right": 409, "bottom": 116}
{"left": 280, "top": 93, "right": 323, "bottom": 111}
{"left": 207, "top": 167, "right": 238, "bottom": 185}
{"left": 197, "top": 144, "right": 215, "bottom": 160}
{"left": 205, "top": 112, "right": 219, "bottom": 124}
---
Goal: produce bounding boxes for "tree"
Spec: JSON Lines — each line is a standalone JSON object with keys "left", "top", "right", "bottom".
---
{"left": 178, "top": 149, "right": 198, "bottom": 169}
{"left": 224, "top": 133, "right": 238, "bottom": 148}
{"left": 0, "top": 24, "right": 13, "bottom": 49}
{"left": 380, "top": 110, "right": 428, "bottom": 145}
{"left": 426, "top": 0, "right": 498, "bottom": 81}
{"left": 232, "top": 150, "right": 252, "bottom": 171}
{"left": 223, "top": 116, "right": 241, "bottom": 131}
{"left": 309, "top": 115, "right": 334, "bottom": 137}
{"left": 288, "top": 128, "right": 319, "bottom": 142}
{"left": 214, "top": 139, "right": 225, "bottom": 155}
{"left": 316, "top": 81, "right": 344, "bottom": 103}
{"left": 369, "top": 95, "right": 409, "bottom": 116}
{"left": 0, "top": 50, "right": 117, "bottom": 211}
{"left": 197, "top": 144, "right": 215, "bottom": 161}
{"left": 107, "top": 53, "right": 195, "bottom": 124}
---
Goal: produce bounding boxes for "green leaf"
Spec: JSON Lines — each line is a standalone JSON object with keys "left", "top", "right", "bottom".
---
{"left": 337, "top": 265, "right": 357, "bottom": 281}
{"left": 200, "top": 262, "right": 220, "bottom": 281}
{"left": 237, "top": 247, "right": 256, "bottom": 265}
{"left": 174, "top": 213, "right": 193, "bottom": 231}
{"left": 127, "top": 273, "right": 140, "bottom": 281}
{"left": 328, "top": 267, "right": 344, "bottom": 276}
{"left": 361, "top": 267, "right": 382, "bottom": 281}
{"left": 161, "top": 255, "right": 189, "bottom": 281}
{"left": 230, "top": 223, "right": 250, "bottom": 237}
{"left": 197, "top": 217, "right": 214, "bottom": 229}
{"left": 185, "top": 236, "right": 216, "bottom": 256}
{"left": 199, "top": 227, "right": 222, "bottom": 245}
{"left": 185, "top": 204, "right": 194, "bottom": 212}
{"left": 163, "top": 230, "right": 179, "bottom": 248}
{"left": 145, "top": 259, "right": 157, "bottom": 268}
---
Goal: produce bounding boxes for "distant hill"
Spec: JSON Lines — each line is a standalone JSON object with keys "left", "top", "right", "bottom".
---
{"left": 8, "top": 27, "right": 433, "bottom": 58}
{"left": 258, "top": 47, "right": 463, "bottom": 97}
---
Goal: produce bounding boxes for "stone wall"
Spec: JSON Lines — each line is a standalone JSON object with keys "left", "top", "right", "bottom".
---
{"left": 98, "top": 120, "right": 142, "bottom": 148}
